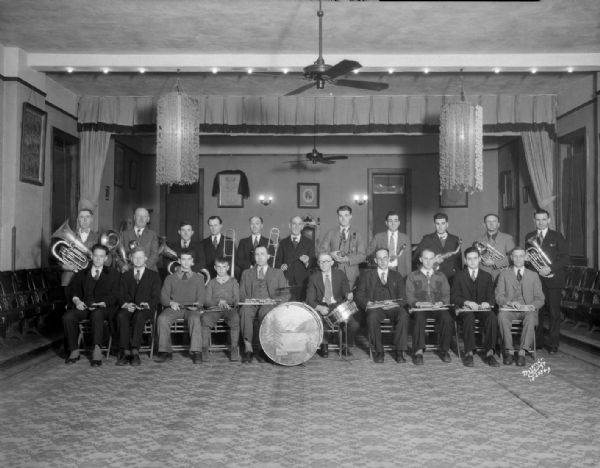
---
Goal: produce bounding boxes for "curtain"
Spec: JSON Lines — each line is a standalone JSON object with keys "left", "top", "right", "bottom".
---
{"left": 79, "top": 130, "right": 112, "bottom": 229}
{"left": 561, "top": 141, "right": 586, "bottom": 258}
{"left": 521, "top": 130, "right": 556, "bottom": 226}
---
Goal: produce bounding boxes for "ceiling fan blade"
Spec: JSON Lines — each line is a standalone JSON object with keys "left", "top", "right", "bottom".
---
{"left": 285, "top": 82, "right": 317, "bottom": 96}
{"left": 314, "top": 158, "right": 336, "bottom": 165}
{"left": 321, "top": 155, "right": 348, "bottom": 161}
{"left": 324, "top": 60, "right": 361, "bottom": 80}
{"left": 333, "top": 79, "right": 389, "bottom": 91}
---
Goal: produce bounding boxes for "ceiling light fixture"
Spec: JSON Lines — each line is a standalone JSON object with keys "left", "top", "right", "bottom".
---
{"left": 102, "top": 68, "right": 110, "bottom": 74}
{"left": 388, "top": 68, "right": 394, "bottom": 74}
{"left": 531, "top": 68, "right": 537, "bottom": 74}
{"left": 282, "top": 68, "right": 289, "bottom": 74}
{"left": 66, "top": 67, "right": 74, "bottom": 73}
{"left": 567, "top": 67, "right": 574, "bottom": 73}
{"left": 211, "top": 67, "right": 218, "bottom": 74}
{"left": 247, "top": 68, "right": 253, "bottom": 74}
{"left": 352, "top": 69, "right": 359, "bottom": 74}
{"left": 494, "top": 67, "right": 501, "bottom": 74}
{"left": 424, "top": 68, "right": 430, "bottom": 74}
{"left": 139, "top": 68, "right": 146, "bottom": 74}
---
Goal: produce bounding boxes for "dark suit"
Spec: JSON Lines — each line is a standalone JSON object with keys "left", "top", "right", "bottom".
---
{"left": 117, "top": 227, "right": 160, "bottom": 271}
{"left": 356, "top": 269, "right": 409, "bottom": 353}
{"left": 166, "top": 239, "right": 206, "bottom": 273}
{"left": 275, "top": 235, "right": 315, "bottom": 301}
{"left": 116, "top": 268, "right": 162, "bottom": 350}
{"left": 239, "top": 266, "right": 290, "bottom": 352}
{"left": 367, "top": 231, "right": 412, "bottom": 278}
{"left": 306, "top": 269, "right": 358, "bottom": 346}
{"left": 201, "top": 234, "right": 229, "bottom": 278}
{"left": 451, "top": 268, "right": 497, "bottom": 354}
{"left": 62, "top": 265, "right": 120, "bottom": 353}
{"left": 235, "top": 235, "right": 269, "bottom": 279}
{"left": 414, "top": 232, "right": 462, "bottom": 282}
{"left": 525, "top": 229, "right": 569, "bottom": 349}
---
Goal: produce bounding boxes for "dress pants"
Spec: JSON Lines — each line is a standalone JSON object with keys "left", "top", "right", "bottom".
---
{"left": 240, "top": 304, "right": 276, "bottom": 352}
{"left": 460, "top": 310, "right": 498, "bottom": 353}
{"left": 62, "top": 307, "right": 116, "bottom": 352}
{"left": 411, "top": 309, "right": 452, "bottom": 353}
{"left": 367, "top": 306, "right": 409, "bottom": 352}
{"left": 115, "top": 307, "right": 154, "bottom": 349}
{"left": 537, "top": 286, "right": 562, "bottom": 349}
{"left": 157, "top": 308, "right": 203, "bottom": 352}
{"left": 201, "top": 308, "right": 240, "bottom": 350}
{"left": 498, "top": 309, "right": 538, "bottom": 352}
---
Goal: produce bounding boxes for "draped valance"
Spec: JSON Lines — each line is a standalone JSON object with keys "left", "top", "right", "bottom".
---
{"left": 78, "top": 94, "right": 556, "bottom": 135}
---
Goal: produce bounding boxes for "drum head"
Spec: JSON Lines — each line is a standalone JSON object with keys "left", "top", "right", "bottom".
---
{"left": 259, "top": 302, "right": 323, "bottom": 366}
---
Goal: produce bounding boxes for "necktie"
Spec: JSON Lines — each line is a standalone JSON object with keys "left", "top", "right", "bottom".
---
{"left": 388, "top": 233, "right": 396, "bottom": 256}
{"left": 183, "top": 272, "right": 189, "bottom": 281}
{"left": 257, "top": 267, "right": 265, "bottom": 279}
{"left": 380, "top": 271, "right": 387, "bottom": 285}
{"left": 324, "top": 274, "right": 333, "bottom": 304}
{"left": 439, "top": 235, "right": 446, "bottom": 248}
{"left": 292, "top": 237, "right": 299, "bottom": 248}
{"left": 537, "top": 231, "right": 544, "bottom": 245}
{"left": 471, "top": 270, "right": 476, "bottom": 282}
{"left": 136, "top": 229, "right": 142, "bottom": 239}
{"left": 213, "top": 236, "right": 218, "bottom": 248}
{"left": 183, "top": 241, "right": 189, "bottom": 249}
{"left": 253, "top": 237, "right": 258, "bottom": 248}
{"left": 135, "top": 269, "right": 141, "bottom": 284}
{"left": 517, "top": 269, "right": 523, "bottom": 282}
{"left": 93, "top": 269, "right": 100, "bottom": 280}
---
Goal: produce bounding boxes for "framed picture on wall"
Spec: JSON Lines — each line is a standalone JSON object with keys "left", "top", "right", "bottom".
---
{"left": 129, "top": 160, "right": 138, "bottom": 190}
{"left": 439, "top": 189, "right": 468, "bottom": 208}
{"left": 218, "top": 173, "right": 244, "bottom": 208}
{"left": 500, "top": 170, "right": 514, "bottom": 209}
{"left": 297, "top": 183, "right": 320, "bottom": 209}
{"left": 114, "top": 143, "right": 124, "bottom": 187}
{"left": 19, "top": 103, "right": 47, "bottom": 186}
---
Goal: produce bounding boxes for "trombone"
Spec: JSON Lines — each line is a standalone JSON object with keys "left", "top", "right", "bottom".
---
{"left": 267, "top": 227, "right": 280, "bottom": 267}
{"left": 223, "top": 228, "right": 236, "bottom": 274}
{"left": 526, "top": 237, "right": 554, "bottom": 278}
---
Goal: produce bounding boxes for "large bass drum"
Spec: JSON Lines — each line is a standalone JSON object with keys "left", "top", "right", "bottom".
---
{"left": 259, "top": 302, "right": 323, "bottom": 366}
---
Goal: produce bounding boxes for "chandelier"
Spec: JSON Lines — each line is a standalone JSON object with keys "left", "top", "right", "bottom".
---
{"left": 156, "top": 79, "right": 200, "bottom": 185}
{"left": 439, "top": 73, "right": 483, "bottom": 193}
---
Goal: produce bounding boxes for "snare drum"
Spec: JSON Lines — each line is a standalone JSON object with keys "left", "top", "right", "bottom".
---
{"left": 259, "top": 302, "right": 323, "bottom": 366}
{"left": 327, "top": 301, "right": 358, "bottom": 326}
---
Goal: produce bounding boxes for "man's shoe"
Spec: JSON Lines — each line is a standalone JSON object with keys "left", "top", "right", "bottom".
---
{"left": 548, "top": 346, "right": 558, "bottom": 355}
{"left": 201, "top": 349, "right": 210, "bottom": 363}
{"left": 190, "top": 351, "right": 201, "bottom": 364}
{"left": 502, "top": 353, "right": 514, "bottom": 366}
{"left": 486, "top": 355, "right": 500, "bottom": 367}
{"left": 516, "top": 354, "right": 526, "bottom": 367}
{"left": 463, "top": 354, "right": 474, "bottom": 367}
{"left": 154, "top": 352, "right": 173, "bottom": 363}
{"left": 242, "top": 351, "right": 253, "bottom": 363}
{"left": 440, "top": 351, "right": 452, "bottom": 363}
{"left": 320, "top": 344, "right": 329, "bottom": 358}
{"left": 65, "top": 351, "right": 80, "bottom": 364}
{"left": 394, "top": 351, "right": 407, "bottom": 363}
{"left": 116, "top": 352, "right": 130, "bottom": 366}
{"left": 341, "top": 346, "right": 353, "bottom": 357}
{"left": 373, "top": 351, "right": 384, "bottom": 363}
{"left": 230, "top": 347, "right": 240, "bottom": 362}
{"left": 91, "top": 359, "right": 102, "bottom": 367}
{"left": 130, "top": 354, "right": 141, "bottom": 366}
{"left": 413, "top": 354, "right": 424, "bottom": 366}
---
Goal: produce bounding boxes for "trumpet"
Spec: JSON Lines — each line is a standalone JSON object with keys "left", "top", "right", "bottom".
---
{"left": 223, "top": 228, "right": 236, "bottom": 274}
{"left": 433, "top": 239, "right": 462, "bottom": 270}
{"left": 526, "top": 237, "right": 554, "bottom": 278}
{"left": 50, "top": 220, "right": 92, "bottom": 271}
{"left": 472, "top": 241, "right": 506, "bottom": 269}
{"left": 267, "top": 227, "right": 280, "bottom": 268}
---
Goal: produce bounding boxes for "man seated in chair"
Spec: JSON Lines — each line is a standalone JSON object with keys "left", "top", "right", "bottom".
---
{"left": 202, "top": 257, "right": 240, "bottom": 362}
{"left": 155, "top": 251, "right": 206, "bottom": 364}
{"left": 115, "top": 246, "right": 161, "bottom": 366}
{"left": 405, "top": 248, "right": 452, "bottom": 365}
{"left": 239, "top": 246, "right": 290, "bottom": 363}
{"left": 63, "top": 244, "right": 120, "bottom": 367}
{"left": 451, "top": 246, "right": 499, "bottom": 368}
{"left": 306, "top": 252, "right": 358, "bottom": 358}
{"left": 495, "top": 246, "right": 545, "bottom": 367}
{"left": 356, "top": 248, "right": 409, "bottom": 364}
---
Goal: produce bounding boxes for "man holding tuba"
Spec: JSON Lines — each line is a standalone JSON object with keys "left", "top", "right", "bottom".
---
{"left": 116, "top": 207, "right": 160, "bottom": 273}
{"left": 526, "top": 209, "right": 569, "bottom": 354}
{"left": 162, "top": 221, "right": 206, "bottom": 275}
{"left": 475, "top": 213, "right": 515, "bottom": 280}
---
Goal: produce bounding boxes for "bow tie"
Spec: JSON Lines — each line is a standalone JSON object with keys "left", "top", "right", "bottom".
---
{"left": 438, "top": 234, "right": 447, "bottom": 240}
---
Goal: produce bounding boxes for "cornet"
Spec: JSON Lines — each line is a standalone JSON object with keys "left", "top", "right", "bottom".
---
{"left": 472, "top": 241, "right": 506, "bottom": 270}
{"left": 266, "top": 227, "right": 280, "bottom": 268}
{"left": 526, "top": 237, "right": 554, "bottom": 278}
{"left": 50, "top": 220, "right": 92, "bottom": 271}
{"left": 223, "top": 228, "right": 236, "bottom": 274}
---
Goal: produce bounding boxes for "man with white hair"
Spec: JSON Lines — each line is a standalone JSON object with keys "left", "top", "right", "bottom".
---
{"left": 117, "top": 207, "right": 159, "bottom": 272}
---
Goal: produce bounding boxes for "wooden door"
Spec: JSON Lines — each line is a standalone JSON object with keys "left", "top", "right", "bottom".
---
{"left": 162, "top": 169, "right": 204, "bottom": 242}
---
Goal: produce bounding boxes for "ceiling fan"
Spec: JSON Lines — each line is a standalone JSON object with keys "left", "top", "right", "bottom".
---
{"left": 284, "top": 0, "right": 389, "bottom": 96}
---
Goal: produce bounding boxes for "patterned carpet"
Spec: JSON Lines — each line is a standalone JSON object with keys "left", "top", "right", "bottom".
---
{"left": 1, "top": 345, "right": 599, "bottom": 468}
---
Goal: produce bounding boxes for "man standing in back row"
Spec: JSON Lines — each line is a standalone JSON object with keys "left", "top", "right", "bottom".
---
{"left": 117, "top": 207, "right": 160, "bottom": 272}
{"left": 367, "top": 211, "right": 412, "bottom": 278}
{"left": 475, "top": 213, "right": 515, "bottom": 281}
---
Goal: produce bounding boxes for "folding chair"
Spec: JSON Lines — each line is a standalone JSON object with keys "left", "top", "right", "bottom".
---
{"left": 368, "top": 317, "right": 394, "bottom": 360}
{"left": 138, "top": 309, "right": 157, "bottom": 358}
{"left": 208, "top": 318, "right": 230, "bottom": 352}
{"left": 77, "top": 319, "right": 112, "bottom": 360}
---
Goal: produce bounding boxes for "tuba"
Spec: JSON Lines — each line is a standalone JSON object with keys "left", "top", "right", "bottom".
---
{"left": 50, "top": 220, "right": 92, "bottom": 271}
{"left": 526, "top": 237, "right": 554, "bottom": 278}
{"left": 266, "top": 227, "right": 280, "bottom": 268}
{"left": 223, "top": 228, "right": 236, "bottom": 274}
{"left": 472, "top": 241, "right": 506, "bottom": 269}
{"left": 100, "top": 230, "right": 120, "bottom": 251}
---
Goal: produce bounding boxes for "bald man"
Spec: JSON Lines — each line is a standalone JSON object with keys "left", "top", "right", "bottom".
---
{"left": 117, "top": 207, "right": 160, "bottom": 272}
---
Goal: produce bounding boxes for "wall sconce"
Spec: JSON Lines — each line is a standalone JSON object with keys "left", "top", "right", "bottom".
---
{"left": 258, "top": 194, "right": 273, "bottom": 206}
{"left": 353, "top": 194, "right": 368, "bottom": 206}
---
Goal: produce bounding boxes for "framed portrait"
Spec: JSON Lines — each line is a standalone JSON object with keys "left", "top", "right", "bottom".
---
{"left": 129, "top": 160, "right": 138, "bottom": 190}
{"left": 114, "top": 143, "right": 125, "bottom": 187}
{"left": 297, "top": 183, "right": 320, "bottom": 209}
{"left": 439, "top": 188, "right": 468, "bottom": 208}
{"left": 500, "top": 171, "right": 514, "bottom": 209}
{"left": 218, "top": 173, "right": 244, "bottom": 208}
{"left": 19, "top": 103, "right": 47, "bottom": 186}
